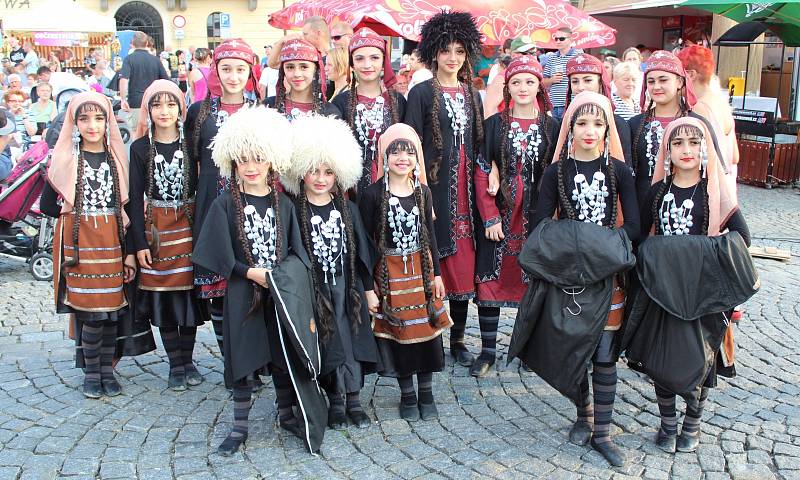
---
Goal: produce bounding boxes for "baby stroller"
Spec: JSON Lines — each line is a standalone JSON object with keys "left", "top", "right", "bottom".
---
{"left": 0, "top": 141, "right": 55, "bottom": 281}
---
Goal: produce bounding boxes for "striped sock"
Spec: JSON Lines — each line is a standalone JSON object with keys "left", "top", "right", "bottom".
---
{"left": 417, "top": 372, "right": 434, "bottom": 404}
{"left": 591, "top": 362, "right": 618, "bottom": 444}
{"left": 328, "top": 391, "right": 345, "bottom": 414}
{"left": 229, "top": 382, "right": 252, "bottom": 439}
{"left": 159, "top": 327, "right": 184, "bottom": 376}
{"left": 681, "top": 387, "right": 709, "bottom": 437}
{"left": 449, "top": 300, "right": 469, "bottom": 348}
{"left": 81, "top": 321, "right": 103, "bottom": 384}
{"left": 575, "top": 372, "right": 594, "bottom": 425}
{"left": 179, "top": 326, "right": 197, "bottom": 367}
{"left": 477, "top": 306, "right": 500, "bottom": 361}
{"left": 398, "top": 375, "right": 417, "bottom": 407}
{"left": 100, "top": 322, "right": 118, "bottom": 381}
{"left": 346, "top": 392, "right": 364, "bottom": 413}
{"left": 272, "top": 369, "right": 298, "bottom": 426}
{"left": 654, "top": 383, "right": 678, "bottom": 436}
{"left": 209, "top": 298, "right": 225, "bottom": 356}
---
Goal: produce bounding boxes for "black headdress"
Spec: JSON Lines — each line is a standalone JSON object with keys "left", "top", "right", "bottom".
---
{"left": 417, "top": 11, "right": 481, "bottom": 71}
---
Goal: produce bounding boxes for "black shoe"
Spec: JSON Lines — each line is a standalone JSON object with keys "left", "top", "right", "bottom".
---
{"left": 450, "top": 343, "right": 475, "bottom": 366}
{"left": 328, "top": 409, "right": 347, "bottom": 429}
{"left": 568, "top": 421, "right": 592, "bottom": 446}
{"left": 279, "top": 420, "right": 304, "bottom": 439}
{"left": 655, "top": 429, "right": 677, "bottom": 453}
{"left": 184, "top": 364, "right": 204, "bottom": 386}
{"left": 469, "top": 356, "right": 495, "bottom": 377}
{"left": 418, "top": 401, "right": 439, "bottom": 421}
{"left": 252, "top": 375, "right": 265, "bottom": 391}
{"left": 101, "top": 378, "right": 122, "bottom": 397}
{"left": 168, "top": 370, "right": 187, "bottom": 391}
{"left": 676, "top": 432, "right": 700, "bottom": 452}
{"left": 217, "top": 433, "right": 247, "bottom": 456}
{"left": 83, "top": 379, "right": 103, "bottom": 399}
{"left": 347, "top": 409, "right": 372, "bottom": 429}
{"left": 590, "top": 437, "right": 625, "bottom": 467}
{"left": 400, "top": 402, "right": 420, "bottom": 422}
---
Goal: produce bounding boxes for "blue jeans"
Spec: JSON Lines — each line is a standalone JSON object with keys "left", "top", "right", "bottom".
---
{"left": 552, "top": 106, "right": 565, "bottom": 121}
{"left": 0, "top": 152, "right": 12, "bottom": 182}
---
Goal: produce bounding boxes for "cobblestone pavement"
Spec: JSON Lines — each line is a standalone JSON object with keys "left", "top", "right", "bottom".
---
{"left": 1, "top": 184, "right": 799, "bottom": 480}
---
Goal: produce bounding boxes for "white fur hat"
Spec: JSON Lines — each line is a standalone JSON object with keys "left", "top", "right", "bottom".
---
{"left": 283, "top": 114, "right": 363, "bottom": 195}
{"left": 210, "top": 106, "right": 293, "bottom": 179}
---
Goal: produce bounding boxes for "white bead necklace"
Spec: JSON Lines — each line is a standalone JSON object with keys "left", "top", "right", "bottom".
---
{"left": 354, "top": 95, "right": 385, "bottom": 162}
{"left": 153, "top": 147, "right": 184, "bottom": 201}
{"left": 443, "top": 89, "right": 468, "bottom": 146}
{"left": 645, "top": 119, "right": 665, "bottom": 178}
{"left": 659, "top": 183, "right": 698, "bottom": 236}
{"left": 82, "top": 159, "right": 113, "bottom": 227}
{"left": 508, "top": 120, "right": 542, "bottom": 181}
{"left": 243, "top": 201, "right": 277, "bottom": 269}
{"left": 309, "top": 204, "right": 346, "bottom": 285}
{"left": 387, "top": 195, "right": 420, "bottom": 274}
{"left": 571, "top": 161, "right": 609, "bottom": 226}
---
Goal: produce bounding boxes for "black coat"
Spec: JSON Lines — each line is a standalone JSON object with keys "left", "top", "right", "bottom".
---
{"left": 621, "top": 232, "right": 759, "bottom": 395}
{"left": 475, "top": 112, "right": 560, "bottom": 282}
{"left": 507, "top": 218, "right": 636, "bottom": 403}
{"left": 404, "top": 79, "right": 483, "bottom": 258}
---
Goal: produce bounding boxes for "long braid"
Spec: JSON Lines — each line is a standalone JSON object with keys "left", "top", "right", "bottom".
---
{"left": 414, "top": 183, "right": 437, "bottom": 324}
{"left": 145, "top": 133, "right": 160, "bottom": 254}
{"left": 347, "top": 71, "right": 358, "bottom": 128}
{"left": 297, "top": 185, "right": 335, "bottom": 341}
{"left": 179, "top": 118, "right": 193, "bottom": 228}
{"left": 270, "top": 169, "right": 284, "bottom": 262}
{"left": 461, "top": 59, "right": 483, "bottom": 146}
{"left": 606, "top": 150, "right": 619, "bottom": 228}
{"left": 701, "top": 177, "right": 710, "bottom": 236}
{"left": 230, "top": 168, "right": 262, "bottom": 316}
{"left": 498, "top": 86, "right": 512, "bottom": 207}
{"left": 387, "top": 90, "right": 399, "bottom": 125}
{"left": 191, "top": 96, "right": 211, "bottom": 161}
{"left": 631, "top": 100, "right": 654, "bottom": 175}
{"left": 556, "top": 156, "right": 577, "bottom": 221}
{"left": 539, "top": 109, "right": 555, "bottom": 177}
{"left": 311, "top": 68, "right": 323, "bottom": 114}
{"left": 63, "top": 150, "right": 86, "bottom": 268}
{"left": 275, "top": 68, "right": 287, "bottom": 114}
{"left": 335, "top": 188, "right": 363, "bottom": 331}
{"left": 429, "top": 66, "right": 444, "bottom": 183}
{"left": 651, "top": 177, "right": 671, "bottom": 235}
{"left": 376, "top": 185, "right": 396, "bottom": 323}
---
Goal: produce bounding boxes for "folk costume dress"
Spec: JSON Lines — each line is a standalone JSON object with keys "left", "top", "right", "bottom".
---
{"left": 331, "top": 27, "right": 409, "bottom": 200}
{"left": 43, "top": 92, "right": 155, "bottom": 385}
{"left": 622, "top": 117, "right": 757, "bottom": 452}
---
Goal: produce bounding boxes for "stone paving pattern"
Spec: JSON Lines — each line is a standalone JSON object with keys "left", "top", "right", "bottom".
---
{"left": 1, "top": 184, "right": 799, "bottom": 480}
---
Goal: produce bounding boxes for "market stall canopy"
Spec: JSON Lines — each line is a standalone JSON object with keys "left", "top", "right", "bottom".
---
{"left": 714, "top": 20, "right": 800, "bottom": 47}
{"left": 2, "top": 0, "right": 117, "bottom": 33}
{"left": 268, "top": 0, "right": 617, "bottom": 48}
{"left": 579, "top": 0, "right": 686, "bottom": 14}
{"left": 681, "top": 0, "right": 800, "bottom": 46}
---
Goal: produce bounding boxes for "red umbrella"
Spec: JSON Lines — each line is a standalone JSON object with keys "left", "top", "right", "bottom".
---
{"left": 268, "top": 0, "right": 616, "bottom": 48}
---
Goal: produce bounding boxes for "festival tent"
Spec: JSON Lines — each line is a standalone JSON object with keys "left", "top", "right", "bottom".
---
{"left": 2, "top": 0, "right": 116, "bottom": 33}
{"left": 268, "top": 0, "right": 617, "bottom": 49}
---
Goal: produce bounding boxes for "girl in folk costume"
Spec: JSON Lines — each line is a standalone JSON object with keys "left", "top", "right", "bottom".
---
{"left": 564, "top": 53, "right": 633, "bottom": 164}
{"left": 331, "top": 27, "right": 410, "bottom": 199}
{"left": 628, "top": 50, "right": 725, "bottom": 203}
{"left": 42, "top": 91, "right": 153, "bottom": 398}
{"left": 128, "top": 80, "right": 203, "bottom": 391}
{"left": 187, "top": 38, "right": 260, "bottom": 357}
{"left": 630, "top": 116, "right": 752, "bottom": 453}
{"left": 359, "top": 124, "right": 452, "bottom": 422}
{"left": 283, "top": 114, "right": 379, "bottom": 429}
{"left": 471, "top": 56, "right": 559, "bottom": 377}
{"left": 532, "top": 92, "right": 640, "bottom": 466}
{"left": 266, "top": 39, "right": 341, "bottom": 121}
{"left": 193, "top": 107, "right": 325, "bottom": 456}
{"left": 404, "top": 12, "right": 483, "bottom": 367}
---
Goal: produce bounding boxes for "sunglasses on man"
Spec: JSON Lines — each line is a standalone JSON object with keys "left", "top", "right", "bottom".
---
{"left": 554, "top": 36, "right": 569, "bottom": 42}
{"left": 331, "top": 34, "right": 348, "bottom": 41}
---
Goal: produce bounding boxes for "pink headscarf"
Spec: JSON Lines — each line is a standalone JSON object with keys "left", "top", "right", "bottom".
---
{"left": 551, "top": 91, "right": 624, "bottom": 164}
{"left": 47, "top": 91, "right": 130, "bottom": 226}
{"left": 651, "top": 116, "right": 736, "bottom": 235}
{"left": 641, "top": 50, "right": 698, "bottom": 110}
{"left": 133, "top": 79, "right": 187, "bottom": 141}
{"left": 377, "top": 123, "right": 428, "bottom": 186}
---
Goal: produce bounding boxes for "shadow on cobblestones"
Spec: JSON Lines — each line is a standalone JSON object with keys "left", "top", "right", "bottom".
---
{"left": 1, "top": 185, "right": 799, "bottom": 479}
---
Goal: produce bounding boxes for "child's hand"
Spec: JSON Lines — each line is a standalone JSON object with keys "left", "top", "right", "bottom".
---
{"left": 136, "top": 249, "right": 152, "bottom": 269}
{"left": 433, "top": 276, "right": 446, "bottom": 300}
{"left": 123, "top": 255, "right": 137, "bottom": 283}
{"left": 485, "top": 223, "right": 505, "bottom": 242}
{"left": 246, "top": 267, "right": 270, "bottom": 288}
{"left": 365, "top": 290, "right": 380, "bottom": 314}
{"left": 488, "top": 162, "right": 500, "bottom": 196}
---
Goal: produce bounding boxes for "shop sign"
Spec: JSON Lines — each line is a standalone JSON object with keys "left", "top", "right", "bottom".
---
{"left": 33, "top": 31, "right": 89, "bottom": 47}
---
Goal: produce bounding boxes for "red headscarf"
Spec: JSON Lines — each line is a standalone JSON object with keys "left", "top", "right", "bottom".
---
{"left": 641, "top": 50, "right": 697, "bottom": 109}
{"left": 279, "top": 38, "right": 328, "bottom": 102}
{"left": 349, "top": 27, "right": 397, "bottom": 88}
{"left": 207, "top": 38, "right": 258, "bottom": 99}
{"left": 503, "top": 55, "right": 552, "bottom": 112}
{"left": 564, "top": 54, "right": 612, "bottom": 110}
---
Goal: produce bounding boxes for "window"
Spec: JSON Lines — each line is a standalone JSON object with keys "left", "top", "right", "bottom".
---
{"left": 207, "top": 12, "right": 222, "bottom": 50}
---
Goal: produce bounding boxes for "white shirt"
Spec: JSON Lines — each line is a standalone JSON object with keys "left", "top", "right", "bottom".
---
{"left": 259, "top": 67, "right": 280, "bottom": 98}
